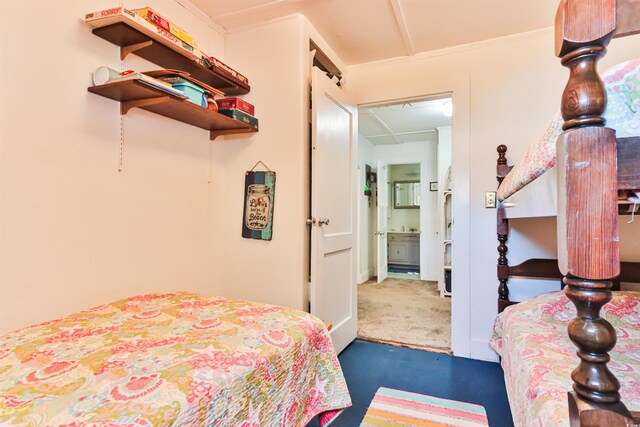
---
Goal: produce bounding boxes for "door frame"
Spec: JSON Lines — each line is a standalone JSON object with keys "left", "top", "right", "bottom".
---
{"left": 354, "top": 81, "right": 471, "bottom": 358}
{"left": 381, "top": 161, "right": 425, "bottom": 279}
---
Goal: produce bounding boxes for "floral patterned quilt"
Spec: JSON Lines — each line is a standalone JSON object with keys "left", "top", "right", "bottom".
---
{"left": 497, "top": 58, "right": 640, "bottom": 201}
{"left": 0, "top": 292, "right": 351, "bottom": 426}
{"left": 490, "top": 291, "right": 640, "bottom": 427}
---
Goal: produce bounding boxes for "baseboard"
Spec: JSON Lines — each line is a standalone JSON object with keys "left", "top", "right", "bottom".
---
{"left": 358, "top": 269, "right": 374, "bottom": 284}
{"left": 420, "top": 272, "right": 437, "bottom": 282}
{"left": 470, "top": 338, "right": 499, "bottom": 362}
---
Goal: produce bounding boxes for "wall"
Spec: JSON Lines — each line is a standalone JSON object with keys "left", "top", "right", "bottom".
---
{"left": 212, "top": 15, "right": 346, "bottom": 310}
{"left": 348, "top": 29, "right": 640, "bottom": 360}
{"left": 437, "top": 126, "right": 452, "bottom": 184}
{"left": 374, "top": 142, "right": 438, "bottom": 281}
{"left": 211, "top": 16, "right": 307, "bottom": 310}
{"left": 0, "top": 0, "right": 228, "bottom": 333}
{"left": 358, "top": 135, "right": 375, "bottom": 283}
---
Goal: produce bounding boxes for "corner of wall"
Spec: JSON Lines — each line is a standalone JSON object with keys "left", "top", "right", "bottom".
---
{"left": 214, "top": 15, "right": 309, "bottom": 311}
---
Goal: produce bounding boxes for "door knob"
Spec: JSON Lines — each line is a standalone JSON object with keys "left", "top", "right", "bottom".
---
{"left": 306, "top": 218, "right": 316, "bottom": 226}
{"left": 318, "top": 217, "right": 330, "bottom": 226}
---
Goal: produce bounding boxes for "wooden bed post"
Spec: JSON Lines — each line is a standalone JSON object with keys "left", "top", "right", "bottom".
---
{"left": 555, "top": 1, "right": 634, "bottom": 425}
{"left": 496, "top": 145, "right": 510, "bottom": 312}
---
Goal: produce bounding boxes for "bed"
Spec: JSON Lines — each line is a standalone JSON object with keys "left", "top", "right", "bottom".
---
{"left": 491, "top": 0, "right": 640, "bottom": 425}
{"left": 0, "top": 292, "right": 351, "bottom": 426}
{"left": 490, "top": 291, "right": 640, "bottom": 427}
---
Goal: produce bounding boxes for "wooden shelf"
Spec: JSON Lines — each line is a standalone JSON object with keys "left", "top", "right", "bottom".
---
{"left": 91, "top": 22, "right": 249, "bottom": 96}
{"left": 88, "top": 80, "right": 258, "bottom": 140}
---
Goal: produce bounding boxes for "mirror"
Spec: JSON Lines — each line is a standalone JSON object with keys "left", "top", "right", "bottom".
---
{"left": 394, "top": 181, "right": 420, "bottom": 208}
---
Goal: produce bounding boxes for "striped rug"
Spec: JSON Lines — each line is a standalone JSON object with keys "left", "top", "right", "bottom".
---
{"left": 360, "top": 387, "right": 489, "bottom": 426}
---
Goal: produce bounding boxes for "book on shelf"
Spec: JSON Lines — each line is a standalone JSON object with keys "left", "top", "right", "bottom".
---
{"left": 92, "top": 66, "right": 188, "bottom": 99}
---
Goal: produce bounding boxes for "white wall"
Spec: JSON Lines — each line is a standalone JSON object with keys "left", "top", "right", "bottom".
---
{"left": 211, "top": 15, "right": 346, "bottom": 311}
{"left": 212, "top": 16, "right": 308, "bottom": 310}
{"left": 358, "top": 135, "right": 375, "bottom": 283}
{"left": 0, "top": 0, "right": 228, "bottom": 333}
{"left": 374, "top": 142, "right": 439, "bottom": 281}
{"left": 437, "top": 126, "right": 452, "bottom": 184}
{"left": 348, "top": 29, "right": 640, "bottom": 360}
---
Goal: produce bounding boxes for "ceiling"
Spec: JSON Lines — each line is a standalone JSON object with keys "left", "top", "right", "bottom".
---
{"left": 359, "top": 97, "right": 451, "bottom": 145}
{"left": 188, "top": 0, "right": 558, "bottom": 65}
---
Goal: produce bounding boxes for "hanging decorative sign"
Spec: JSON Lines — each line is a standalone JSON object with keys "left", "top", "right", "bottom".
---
{"left": 242, "top": 161, "right": 276, "bottom": 241}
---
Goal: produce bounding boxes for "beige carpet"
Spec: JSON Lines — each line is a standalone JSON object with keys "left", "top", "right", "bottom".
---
{"left": 358, "top": 278, "right": 451, "bottom": 352}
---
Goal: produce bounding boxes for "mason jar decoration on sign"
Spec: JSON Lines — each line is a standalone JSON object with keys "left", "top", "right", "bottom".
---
{"left": 245, "top": 184, "right": 271, "bottom": 230}
{"left": 242, "top": 162, "right": 276, "bottom": 241}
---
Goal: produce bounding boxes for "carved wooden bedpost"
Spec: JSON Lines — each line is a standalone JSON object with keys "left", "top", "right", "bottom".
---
{"left": 555, "top": 1, "right": 634, "bottom": 425}
{"left": 496, "top": 145, "right": 510, "bottom": 312}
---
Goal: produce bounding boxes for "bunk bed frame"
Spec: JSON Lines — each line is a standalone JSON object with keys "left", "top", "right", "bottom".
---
{"left": 495, "top": 1, "right": 640, "bottom": 425}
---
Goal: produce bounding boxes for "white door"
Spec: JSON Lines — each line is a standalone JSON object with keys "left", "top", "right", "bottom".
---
{"left": 376, "top": 160, "right": 388, "bottom": 283}
{"left": 310, "top": 67, "right": 357, "bottom": 354}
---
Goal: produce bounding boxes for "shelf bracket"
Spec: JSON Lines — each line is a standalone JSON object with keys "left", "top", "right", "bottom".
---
{"left": 210, "top": 128, "right": 256, "bottom": 140}
{"left": 121, "top": 96, "right": 169, "bottom": 115}
{"left": 120, "top": 40, "right": 153, "bottom": 60}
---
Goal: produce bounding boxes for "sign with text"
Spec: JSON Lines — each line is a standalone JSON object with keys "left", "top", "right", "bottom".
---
{"left": 242, "top": 171, "right": 276, "bottom": 241}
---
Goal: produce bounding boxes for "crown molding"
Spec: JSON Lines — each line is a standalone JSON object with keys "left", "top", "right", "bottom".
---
{"left": 225, "top": 13, "right": 301, "bottom": 34}
{"left": 173, "top": 0, "right": 227, "bottom": 36}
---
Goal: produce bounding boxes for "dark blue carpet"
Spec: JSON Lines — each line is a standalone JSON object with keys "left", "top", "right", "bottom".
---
{"left": 307, "top": 340, "right": 513, "bottom": 427}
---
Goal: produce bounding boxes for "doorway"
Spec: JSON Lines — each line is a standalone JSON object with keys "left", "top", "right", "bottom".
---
{"left": 356, "top": 96, "right": 452, "bottom": 352}
{"left": 387, "top": 163, "right": 421, "bottom": 278}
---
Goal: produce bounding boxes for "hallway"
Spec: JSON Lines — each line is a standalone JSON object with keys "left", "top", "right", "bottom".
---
{"left": 358, "top": 278, "right": 451, "bottom": 352}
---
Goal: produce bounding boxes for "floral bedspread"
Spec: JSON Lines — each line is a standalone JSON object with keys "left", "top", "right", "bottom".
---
{"left": 490, "top": 291, "right": 640, "bottom": 427}
{"left": 0, "top": 292, "right": 351, "bottom": 426}
{"left": 498, "top": 58, "right": 640, "bottom": 201}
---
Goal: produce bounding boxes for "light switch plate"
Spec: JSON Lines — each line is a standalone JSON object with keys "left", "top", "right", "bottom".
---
{"left": 485, "top": 191, "right": 497, "bottom": 208}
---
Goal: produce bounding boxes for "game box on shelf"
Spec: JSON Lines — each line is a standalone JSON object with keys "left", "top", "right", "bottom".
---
{"left": 132, "top": 7, "right": 200, "bottom": 51}
{"left": 216, "top": 97, "right": 254, "bottom": 116}
{"left": 218, "top": 109, "right": 258, "bottom": 129}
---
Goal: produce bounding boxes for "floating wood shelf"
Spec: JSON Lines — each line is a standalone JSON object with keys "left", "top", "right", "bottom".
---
{"left": 88, "top": 80, "right": 258, "bottom": 140}
{"left": 91, "top": 22, "right": 250, "bottom": 96}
